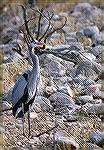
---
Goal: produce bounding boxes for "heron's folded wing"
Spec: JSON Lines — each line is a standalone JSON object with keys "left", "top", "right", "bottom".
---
{"left": 12, "top": 74, "right": 28, "bottom": 106}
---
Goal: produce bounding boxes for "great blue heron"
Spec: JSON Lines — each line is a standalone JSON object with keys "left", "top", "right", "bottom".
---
{"left": 11, "top": 39, "right": 44, "bottom": 137}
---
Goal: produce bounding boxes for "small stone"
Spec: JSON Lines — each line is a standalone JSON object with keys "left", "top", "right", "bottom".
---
{"left": 63, "top": 114, "right": 78, "bottom": 122}
{"left": 44, "top": 85, "right": 57, "bottom": 97}
{"left": 52, "top": 15, "right": 60, "bottom": 21}
{"left": 1, "top": 101, "right": 12, "bottom": 112}
{"left": 17, "top": 141, "right": 22, "bottom": 146}
{"left": 30, "top": 112, "right": 38, "bottom": 119}
{"left": 33, "top": 103, "right": 42, "bottom": 113}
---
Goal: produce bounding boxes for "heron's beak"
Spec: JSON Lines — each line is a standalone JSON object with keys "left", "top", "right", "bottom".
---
{"left": 37, "top": 42, "right": 46, "bottom": 48}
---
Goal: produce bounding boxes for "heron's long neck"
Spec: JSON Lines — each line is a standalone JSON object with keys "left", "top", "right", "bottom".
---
{"left": 29, "top": 47, "right": 40, "bottom": 73}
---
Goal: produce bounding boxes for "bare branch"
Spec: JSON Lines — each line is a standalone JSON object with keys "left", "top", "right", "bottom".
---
{"left": 20, "top": 16, "right": 37, "bottom": 30}
{"left": 44, "top": 16, "right": 67, "bottom": 43}
{"left": 12, "top": 44, "right": 24, "bottom": 57}
{"left": 36, "top": 8, "right": 44, "bottom": 40}
{"left": 21, "top": 5, "right": 34, "bottom": 42}
{"left": 31, "top": 8, "right": 55, "bottom": 34}
{"left": 39, "top": 11, "right": 54, "bottom": 42}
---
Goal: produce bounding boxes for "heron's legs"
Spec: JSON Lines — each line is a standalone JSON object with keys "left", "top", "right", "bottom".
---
{"left": 28, "top": 105, "right": 31, "bottom": 137}
{"left": 22, "top": 103, "right": 25, "bottom": 136}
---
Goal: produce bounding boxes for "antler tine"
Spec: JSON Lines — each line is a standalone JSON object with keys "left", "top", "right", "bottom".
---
{"left": 44, "top": 16, "right": 67, "bottom": 43}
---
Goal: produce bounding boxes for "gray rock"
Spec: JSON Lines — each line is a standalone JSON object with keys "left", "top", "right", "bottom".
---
{"left": 93, "top": 91, "right": 104, "bottom": 101}
{"left": 55, "top": 131, "right": 79, "bottom": 149}
{"left": 69, "top": 75, "right": 95, "bottom": 88}
{"left": 76, "top": 95, "right": 93, "bottom": 105}
{"left": 57, "top": 84, "right": 75, "bottom": 98}
{"left": 68, "top": 42, "right": 84, "bottom": 52}
{"left": 1, "top": 101, "right": 12, "bottom": 112}
{"left": 74, "top": 60, "right": 102, "bottom": 77}
{"left": 48, "top": 92, "right": 74, "bottom": 104}
{"left": 61, "top": 60, "right": 74, "bottom": 71}
{"left": 53, "top": 76, "right": 69, "bottom": 88}
{"left": 51, "top": 44, "right": 70, "bottom": 51}
{"left": 48, "top": 92, "right": 76, "bottom": 111}
{"left": 90, "top": 131, "right": 104, "bottom": 147}
{"left": 76, "top": 31, "right": 84, "bottom": 37}
{"left": 82, "top": 52, "right": 96, "bottom": 61}
{"left": 63, "top": 114, "right": 79, "bottom": 122}
{"left": 65, "top": 37, "right": 77, "bottom": 43}
{"left": 34, "top": 96, "right": 53, "bottom": 112}
{"left": 97, "top": 32, "right": 104, "bottom": 45}
{"left": 76, "top": 136, "right": 103, "bottom": 150}
{"left": 51, "top": 42, "right": 84, "bottom": 52}
{"left": 3, "top": 87, "right": 13, "bottom": 103}
{"left": 50, "top": 32, "right": 61, "bottom": 38}
{"left": 11, "top": 147, "right": 26, "bottom": 150}
{"left": 44, "top": 85, "right": 57, "bottom": 97}
{"left": 83, "top": 103, "right": 104, "bottom": 115}
{"left": 8, "top": 16, "right": 22, "bottom": 29}
{"left": 41, "top": 56, "right": 66, "bottom": 77}
{"left": 74, "top": 3, "right": 92, "bottom": 14}
{"left": 83, "top": 26, "right": 100, "bottom": 40}
{"left": 66, "top": 50, "right": 83, "bottom": 64}
{"left": 52, "top": 14, "right": 60, "bottom": 21}
{"left": 90, "top": 45, "right": 104, "bottom": 57}
{"left": 85, "top": 142, "right": 103, "bottom": 150}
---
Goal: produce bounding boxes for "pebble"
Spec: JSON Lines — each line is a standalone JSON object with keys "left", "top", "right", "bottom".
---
{"left": 52, "top": 14, "right": 60, "bottom": 21}
{"left": 63, "top": 114, "right": 78, "bottom": 122}
{"left": 44, "top": 85, "right": 57, "bottom": 97}
{"left": 97, "top": 32, "right": 104, "bottom": 45}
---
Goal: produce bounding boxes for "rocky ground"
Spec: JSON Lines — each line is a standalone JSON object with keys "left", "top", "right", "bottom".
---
{"left": 0, "top": 1, "right": 104, "bottom": 150}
